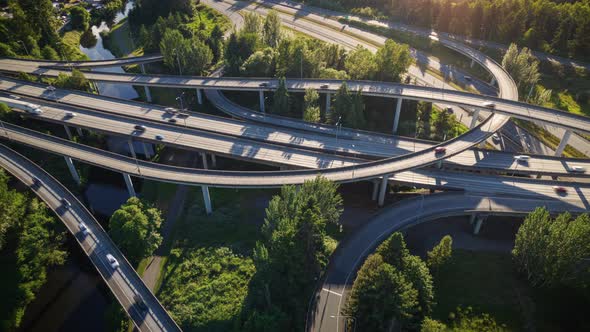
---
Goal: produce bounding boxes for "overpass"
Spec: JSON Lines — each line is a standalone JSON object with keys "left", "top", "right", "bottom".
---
{"left": 308, "top": 192, "right": 588, "bottom": 332}
{"left": 0, "top": 144, "right": 181, "bottom": 332}
{"left": 2, "top": 78, "right": 588, "bottom": 179}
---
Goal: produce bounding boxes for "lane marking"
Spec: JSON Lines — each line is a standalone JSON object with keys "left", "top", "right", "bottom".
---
{"left": 322, "top": 288, "right": 342, "bottom": 297}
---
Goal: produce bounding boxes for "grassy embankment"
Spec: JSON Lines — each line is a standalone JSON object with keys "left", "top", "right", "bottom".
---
{"left": 434, "top": 249, "right": 590, "bottom": 331}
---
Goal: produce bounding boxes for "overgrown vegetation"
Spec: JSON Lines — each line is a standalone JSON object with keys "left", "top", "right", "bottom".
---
{"left": 0, "top": 170, "right": 67, "bottom": 330}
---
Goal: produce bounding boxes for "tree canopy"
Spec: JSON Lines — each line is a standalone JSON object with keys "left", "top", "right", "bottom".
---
{"left": 109, "top": 197, "right": 163, "bottom": 264}
{"left": 512, "top": 207, "right": 590, "bottom": 289}
{"left": 346, "top": 232, "right": 434, "bottom": 330}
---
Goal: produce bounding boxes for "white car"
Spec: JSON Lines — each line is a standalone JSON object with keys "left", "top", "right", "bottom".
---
{"left": 571, "top": 166, "right": 586, "bottom": 173}
{"left": 65, "top": 111, "right": 76, "bottom": 118}
{"left": 492, "top": 133, "right": 500, "bottom": 141}
{"left": 481, "top": 101, "right": 496, "bottom": 108}
{"left": 25, "top": 103, "right": 43, "bottom": 115}
{"left": 155, "top": 134, "right": 164, "bottom": 140}
{"left": 46, "top": 86, "right": 56, "bottom": 92}
{"left": 106, "top": 254, "right": 120, "bottom": 269}
{"left": 514, "top": 155, "right": 530, "bottom": 161}
{"left": 164, "top": 107, "right": 178, "bottom": 114}
{"left": 79, "top": 222, "right": 90, "bottom": 236}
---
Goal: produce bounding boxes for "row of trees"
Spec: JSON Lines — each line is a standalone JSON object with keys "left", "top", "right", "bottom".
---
{"left": 241, "top": 177, "right": 343, "bottom": 330}
{"left": 321, "top": 0, "right": 590, "bottom": 59}
{"left": 0, "top": 170, "right": 67, "bottom": 329}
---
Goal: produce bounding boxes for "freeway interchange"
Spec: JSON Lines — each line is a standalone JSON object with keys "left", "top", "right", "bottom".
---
{"left": 0, "top": 1, "right": 588, "bottom": 332}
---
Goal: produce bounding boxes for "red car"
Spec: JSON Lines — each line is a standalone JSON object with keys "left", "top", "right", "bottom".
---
{"left": 434, "top": 147, "right": 446, "bottom": 154}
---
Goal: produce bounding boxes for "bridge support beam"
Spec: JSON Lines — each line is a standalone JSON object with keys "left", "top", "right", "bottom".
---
{"left": 76, "top": 127, "right": 84, "bottom": 137}
{"left": 555, "top": 129, "right": 572, "bottom": 157}
{"left": 392, "top": 98, "right": 403, "bottom": 134}
{"left": 201, "top": 152, "right": 208, "bottom": 169}
{"left": 64, "top": 157, "right": 81, "bottom": 185}
{"left": 123, "top": 173, "right": 136, "bottom": 197}
{"left": 325, "top": 92, "right": 331, "bottom": 117}
{"left": 196, "top": 88, "right": 203, "bottom": 105}
{"left": 490, "top": 77, "right": 496, "bottom": 86}
{"left": 142, "top": 142, "right": 151, "bottom": 159}
{"left": 470, "top": 59, "right": 475, "bottom": 68}
{"left": 140, "top": 64, "right": 152, "bottom": 103}
{"left": 371, "top": 179, "right": 379, "bottom": 201}
{"left": 127, "top": 140, "right": 137, "bottom": 159}
{"left": 259, "top": 90, "right": 265, "bottom": 113}
{"left": 201, "top": 185, "right": 212, "bottom": 215}
{"left": 64, "top": 125, "right": 73, "bottom": 140}
{"left": 378, "top": 175, "right": 390, "bottom": 207}
{"left": 469, "top": 109, "right": 480, "bottom": 129}
{"left": 211, "top": 154, "right": 217, "bottom": 168}
{"left": 473, "top": 215, "right": 486, "bottom": 235}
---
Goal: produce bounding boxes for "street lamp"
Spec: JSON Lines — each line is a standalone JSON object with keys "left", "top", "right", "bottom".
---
{"left": 330, "top": 315, "right": 356, "bottom": 332}
{"left": 335, "top": 115, "right": 342, "bottom": 142}
{"left": 17, "top": 40, "right": 29, "bottom": 57}
{"left": 176, "top": 92, "right": 187, "bottom": 128}
{"left": 173, "top": 48, "right": 182, "bottom": 76}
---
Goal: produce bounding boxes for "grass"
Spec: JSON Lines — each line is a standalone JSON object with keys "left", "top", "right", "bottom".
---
{"left": 188, "top": 4, "right": 232, "bottom": 35}
{"left": 433, "top": 249, "right": 590, "bottom": 332}
{"left": 154, "top": 187, "right": 276, "bottom": 330}
{"left": 60, "top": 30, "right": 91, "bottom": 61}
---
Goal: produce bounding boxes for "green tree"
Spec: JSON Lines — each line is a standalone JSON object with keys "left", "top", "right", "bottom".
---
{"left": 303, "top": 89, "right": 320, "bottom": 123}
{"left": 69, "top": 6, "right": 90, "bottom": 31}
{"left": 271, "top": 77, "right": 290, "bottom": 115}
{"left": 427, "top": 235, "right": 453, "bottom": 273}
{"left": 160, "top": 29, "right": 212, "bottom": 75}
{"left": 208, "top": 24, "right": 224, "bottom": 62}
{"left": 159, "top": 29, "right": 185, "bottom": 72}
{"left": 346, "top": 254, "right": 419, "bottom": 331}
{"left": 421, "top": 307, "right": 507, "bottom": 332}
{"left": 0, "top": 170, "right": 26, "bottom": 250}
{"left": 332, "top": 82, "right": 352, "bottom": 124}
{"left": 262, "top": 10, "right": 282, "bottom": 48}
{"left": 512, "top": 208, "right": 590, "bottom": 289}
{"left": 345, "top": 46, "right": 377, "bottom": 80}
{"left": 41, "top": 45, "right": 59, "bottom": 60}
{"left": 241, "top": 48, "right": 276, "bottom": 77}
{"left": 432, "top": 108, "right": 453, "bottom": 141}
{"left": 243, "top": 11, "right": 262, "bottom": 35}
{"left": 375, "top": 40, "right": 413, "bottom": 82}
{"left": 416, "top": 101, "right": 433, "bottom": 139}
{"left": 109, "top": 197, "right": 163, "bottom": 264}
{"left": 251, "top": 177, "right": 342, "bottom": 329}
{"left": 346, "top": 90, "right": 366, "bottom": 129}
{"left": 502, "top": 43, "right": 541, "bottom": 96}
{"left": 348, "top": 232, "right": 434, "bottom": 330}
{"left": 53, "top": 69, "right": 91, "bottom": 92}
{"left": 318, "top": 68, "right": 349, "bottom": 79}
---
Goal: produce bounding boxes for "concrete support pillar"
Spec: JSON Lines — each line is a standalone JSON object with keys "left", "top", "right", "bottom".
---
{"left": 64, "top": 125, "right": 73, "bottom": 140}
{"left": 325, "top": 92, "right": 331, "bottom": 117}
{"left": 392, "top": 98, "right": 403, "bottom": 134}
{"left": 473, "top": 215, "right": 485, "bottom": 235}
{"left": 470, "top": 59, "right": 475, "bottom": 68}
{"left": 140, "top": 64, "right": 152, "bottom": 102}
{"left": 555, "top": 129, "right": 572, "bottom": 157}
{"left": 490, "top": 77, "right": 496, "bottom": 86}
{"left": 201, "top": 185, "right": 212, "bottom": 215}
{"left": 371, "top": 180, "right": 379, "bottom": 201}
{"left": 64, "top": 157, "right": 81, "bottom": 185}
{"left": 196, "top": 88, "right": 203, "bottom": 105}
{"left": 76, "top": 127, "right": 84, "bottom": 137}
{"left": 201, "top": 152, "right": 208, "bottom": 169}
{"left": 142, "top": 142, "right": 151, "bottom": 159}
{"left": 469, "top": 213, "right": 476, "bottom": 225}
{"left": 92, "top": 80, "right": 100, "bottom": 95}
{"left": 127, "top": 140, "right": 137, "bottom": 159}
{"left": 437, "top": 160, "right": 443, "bottom": 169}
{"left": 123, "top": 173, "right": 136, "bottom": 197}
{"left": 378, "top": 175, "right": 390, "bottom": 207}
{"left": 259, "top": 90, "right": 265, "bottom": 113}
{"left": 211, "top": 154, "right": 217, "bottom": 168}
{"left": 470, "top": 109, "right": 480, "bottom": 129}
